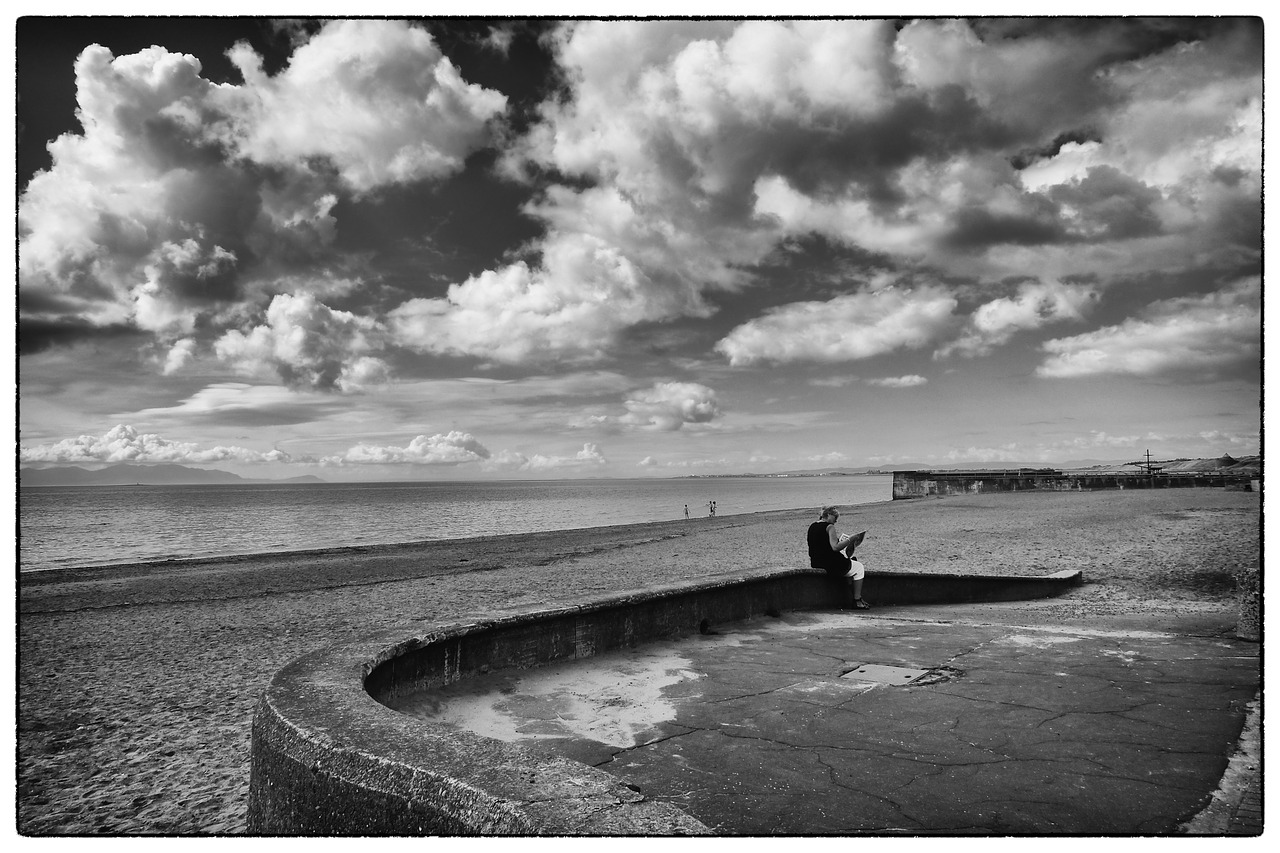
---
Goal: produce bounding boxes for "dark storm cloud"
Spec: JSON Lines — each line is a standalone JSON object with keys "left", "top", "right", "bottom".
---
{"left": 18, "top": 318, "right": 143, "bottom": 355}
{"left": 1045, "top": 166, "right": 1164, "bottom": 241}
{"left": 942, "top": 207, "right": 1067, "bottom": 250}
{"left": 969, "top": 16, "right": 1261, "bottom": 66}
{"left": 761, "top": 86, "right": 1020, "bottom": 208}
{"left": 1009, "top": 128, "right": 1102, "bottom": 171}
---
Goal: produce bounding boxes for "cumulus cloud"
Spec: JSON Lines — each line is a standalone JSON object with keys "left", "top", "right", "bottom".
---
{"left": 322, "top": 431, "right": 490, "bottom": 466}
{"left": 715, "top": 285, "right": 958, "bottom": 366}
{"left": 414, "top": 19, "right": 952, "bottom": 364}
{"left": 868, "top": 375, "right": 927, "bottom": 388}
{"left": 17, "top": 17, "right": 1263, "bottom": 403}
{"left": 222, "top": 19, "right": 506, "bottom": 195}
{"left": 19, "top": 20, "right": 505, "bottom": 366}
{"left": 1037, "top": 277, "right": 1260, "bottom": 379}
{"left": 483, "top": 442, "right": 608, "bottom": 472}
{"left": 19, "top": 424, "right": 290, "bottom": 464}
{"left": 937, "top": 280, "right": 1101, "bottom": 358}
{"left": 609, "top": 382, "right": 721, "bottom": 431}
{"left": 388, "top": 228, "right": 709, "bottom": 363}
{"left": 162, "top": 338, "right": 198, "bottom": 375}
{"left": 214, "top": 293, "right": 390, "bottom": 392}
{"left": 749, "top": 19, "right": 1260, "bottom": 285}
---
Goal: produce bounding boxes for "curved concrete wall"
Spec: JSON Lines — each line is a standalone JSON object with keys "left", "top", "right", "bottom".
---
{"left": 248, "top": 567, "right": 1082, "bottom": 835}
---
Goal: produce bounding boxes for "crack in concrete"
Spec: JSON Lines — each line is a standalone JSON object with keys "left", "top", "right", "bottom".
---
{"left": 809, "top": 750, "right": 927, "bottom": 831}
{"left": 704, "top": 678, "right": 829, "bottom": 704}
{"left": 592, "top": 726, "right": 705, "bottom": 767}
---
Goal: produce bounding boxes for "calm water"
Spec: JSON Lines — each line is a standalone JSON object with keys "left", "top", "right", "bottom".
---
{"left": 18, "top": 476, "right": 891, "bottom": 573}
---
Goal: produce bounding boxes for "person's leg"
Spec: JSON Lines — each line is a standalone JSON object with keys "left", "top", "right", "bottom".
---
{"left": 848, "top": 558, "right": 868, "bottom": 608}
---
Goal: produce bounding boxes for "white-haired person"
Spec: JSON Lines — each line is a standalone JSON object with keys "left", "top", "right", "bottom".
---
{"left": 807, "top": 505, "right": 869, "bottom": 609}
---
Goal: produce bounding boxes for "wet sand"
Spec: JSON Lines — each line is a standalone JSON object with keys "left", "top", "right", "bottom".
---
{"left": 16, "top": 488, "right": 1260, "bottom": 835}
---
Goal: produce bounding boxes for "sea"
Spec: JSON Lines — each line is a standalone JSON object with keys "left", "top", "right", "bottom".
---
{"left": 17, "top": 475, "right": 892, "bottom": 574}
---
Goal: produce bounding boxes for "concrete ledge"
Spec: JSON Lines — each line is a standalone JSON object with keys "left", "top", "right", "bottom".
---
{"left": 247, "top": 566, "right": 1082, "bottom": 835}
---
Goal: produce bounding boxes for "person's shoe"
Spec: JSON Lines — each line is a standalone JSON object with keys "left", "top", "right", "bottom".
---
{"left": 851, "top": 598, "right": 870, "bottom": 610}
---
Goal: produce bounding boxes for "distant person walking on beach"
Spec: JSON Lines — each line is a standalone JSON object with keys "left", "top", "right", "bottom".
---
{"left": 807, "top": 506, "right": 869, "bottom": 609}
{"left": 684, "top": 504, "right": 689, "bottom": 519}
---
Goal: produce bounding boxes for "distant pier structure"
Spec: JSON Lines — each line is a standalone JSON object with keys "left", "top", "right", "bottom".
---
{"left": 892, "top": 455, "right": 1259, "bottom": 500}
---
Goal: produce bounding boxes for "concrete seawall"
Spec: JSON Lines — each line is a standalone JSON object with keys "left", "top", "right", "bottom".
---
{"left": 247, "top": 567, "right": 1082, "bottom": 835}
{"left": 892, "top": 469, "right": 1255, "bottom": 500}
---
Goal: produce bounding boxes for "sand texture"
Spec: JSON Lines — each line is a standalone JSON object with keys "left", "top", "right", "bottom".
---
{"left": 17, "top": 488, "right": 1260, "bottom": 835}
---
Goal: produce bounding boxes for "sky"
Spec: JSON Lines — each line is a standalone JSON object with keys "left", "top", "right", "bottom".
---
{"left": 12, "top": 13, "right": 1265, "bottom": 482}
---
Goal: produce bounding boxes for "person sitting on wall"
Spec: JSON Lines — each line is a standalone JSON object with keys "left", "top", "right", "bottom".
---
{"left": 807, "top": 505, "right": 869, "bottom": 609}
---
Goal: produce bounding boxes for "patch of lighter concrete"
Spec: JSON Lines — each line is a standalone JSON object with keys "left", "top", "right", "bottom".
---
{"left": 996, "top": 633, "right": 1084, "bottom": 648}
{"left": 776, "top": 679, "right": 877, "bottom": 699}
{"left": 396, "top": 617, "right": 861, "bottom": 748}
{"left": 395, "top": 642, "right": 707, "bottom": 749}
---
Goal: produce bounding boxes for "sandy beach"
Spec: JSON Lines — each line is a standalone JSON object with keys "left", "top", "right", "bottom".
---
{"left": 16, "top": 488, "right": 1260, "bottom": 835}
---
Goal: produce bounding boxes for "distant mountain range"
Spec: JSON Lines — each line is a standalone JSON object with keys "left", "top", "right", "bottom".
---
{"left": 19, "top": 463, "right": 326, "bottom": 487}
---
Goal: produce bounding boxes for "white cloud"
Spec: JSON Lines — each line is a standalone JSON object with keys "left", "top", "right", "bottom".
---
{"left": 222, "top": 20, "right": 506, "bottom": 196}
{"left": 18, "top": 20, "right": 505, "bottom": 363}
{"left": 715, "top": 285, "right": 958, "bottom": 366}
{"left": 616, "top": 382, "right": 721, "bottom": 431}
{"left": 893, "top": 19, "right": 1121, "bottom": 137}
{"left": 868, "top": 375, "right": 927, "bottom": 388}
{"left": 214, "top": 293, "right": 390, "bottom": 392}
{"left": 406, "top": 19, "right": 916, "bottom": 364}
{"left": 122, "top": 382, "right": 341, "bottom": 425}
{"left": 808, "top": 376, "right": 859, "bottom": 388}
{"left": 19, "top": 424, "right": 289, "bottom": 464}
{"left": 388, "top": 229, "right": 707, "bottom": 364}
{"left": 162, "top": 338, "right": 198, "bottom": 375}
{"left": 1037, "top": 277, "right": 1260, "bottom": 379}
{"left": 322, "top": 431, "right": 490, "bottom": 466}
{"left": 483, "top": 442, "right": 608, "bottom": 472}
{"left": 937, "top": 280, "right": 1101, "bottom": 358}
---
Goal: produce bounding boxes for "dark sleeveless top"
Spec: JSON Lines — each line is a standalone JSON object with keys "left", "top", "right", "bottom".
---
{"left": 807, "top": 520, "right": 849, "bottom": 571}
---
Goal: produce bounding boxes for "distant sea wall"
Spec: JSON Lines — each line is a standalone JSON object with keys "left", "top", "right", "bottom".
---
{"left": 892, "top": 469, "right": 1257, "bottom": 500}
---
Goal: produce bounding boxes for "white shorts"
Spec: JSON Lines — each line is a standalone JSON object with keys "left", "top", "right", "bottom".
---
{"left": 836, "top": 533, "right": 865, "bottom": 579}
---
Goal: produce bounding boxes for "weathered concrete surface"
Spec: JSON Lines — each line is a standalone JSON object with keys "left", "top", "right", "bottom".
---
{"left": 248, "top": 567, "right": 1083, "bottom": 834}
{"left": 1234, "top": 565, "right": 1260, "bottom": 642}
{"left": 404, "top": 602, "right": 1260, "bottom": 835}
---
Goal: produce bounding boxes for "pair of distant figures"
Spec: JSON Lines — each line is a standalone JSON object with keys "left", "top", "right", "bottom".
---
{"left": 683, "top": 502, "right": 715, "bottom": 518}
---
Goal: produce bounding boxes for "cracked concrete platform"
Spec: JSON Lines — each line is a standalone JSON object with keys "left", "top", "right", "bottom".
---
{"left": 391, "top": 599, "right": 1260, "bottom": 835}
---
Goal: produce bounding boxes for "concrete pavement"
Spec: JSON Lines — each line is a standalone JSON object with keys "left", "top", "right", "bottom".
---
{"left": 398, "top": 599, "right": 1261, "bottom": 835}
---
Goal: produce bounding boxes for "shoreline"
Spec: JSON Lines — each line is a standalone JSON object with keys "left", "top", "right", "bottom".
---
{"left": 18, "top": 503, "right": 838, "bottom": 584}
{"left": 17, "top": 489, "right": 1260, "bottom": 834}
